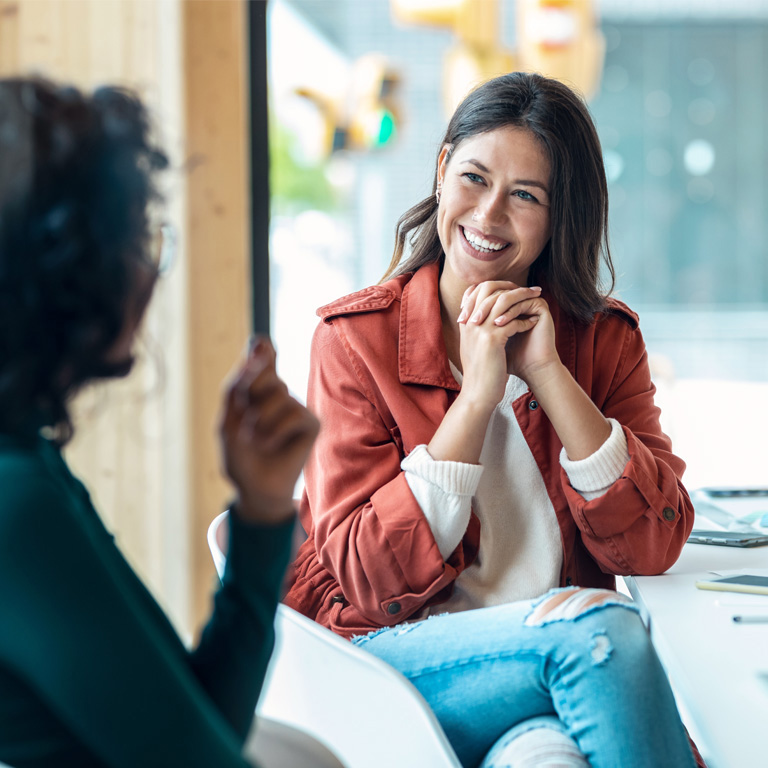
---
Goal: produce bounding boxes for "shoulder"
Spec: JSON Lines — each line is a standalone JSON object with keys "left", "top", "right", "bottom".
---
{"left": 546, "top": 290, "right": 639, "bottom": 337}
{"left": 309, "top": 275, "right": 416, "bottom": 385}
{"left": 0, "top": 439, "right": 75, "bottom": 531}
{"left": 599, "top": 297, "right": 639, "bottom": 330}
{"left": 551, "top": 295, "right": 642, "bottom": 368}
{"left": 596, "top": 297, "right": 640, "bottom": 331}
{"left": 316, "top": 273, "right": 412, "bottom": 323}
{"left": 0, "top": 437, "right": 50, "bottom": 488}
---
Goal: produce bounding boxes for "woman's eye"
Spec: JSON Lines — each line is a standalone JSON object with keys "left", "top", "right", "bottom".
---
{"left": 463, "top": 172, "right": 484, "bottom": 184}
{"left": 514, "top": 190, "right": 538, "bottom": 202}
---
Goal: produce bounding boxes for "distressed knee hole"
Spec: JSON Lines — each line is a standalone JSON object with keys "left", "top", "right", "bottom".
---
{"left": 589, "top": 631, "right": 613, "bottom": 666}
{"left": 481, "top": 723, "right": 589, "bottom": 768}
{"left": 525, "top": 587, "right": 632, "bottom": 626}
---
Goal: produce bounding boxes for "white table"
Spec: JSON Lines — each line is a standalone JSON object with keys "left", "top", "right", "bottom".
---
{"left": 621, "top": 543, "right": 768, "bottom": 768}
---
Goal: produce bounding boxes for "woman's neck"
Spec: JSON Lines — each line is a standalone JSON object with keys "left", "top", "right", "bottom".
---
{"left": 439, "top": 280, "right": 464, "bottom": 372}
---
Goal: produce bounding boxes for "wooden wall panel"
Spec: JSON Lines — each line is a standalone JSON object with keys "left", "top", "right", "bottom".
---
{"left": 182, "top": 0, "right": 251, "bottom": 632}
{"left": 0, "top": 2, "right": 20, "bottom": 73}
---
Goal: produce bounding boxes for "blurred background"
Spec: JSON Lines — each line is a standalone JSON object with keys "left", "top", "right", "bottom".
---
{"left": 1, "top": 0, "right": 766, "bottom": 639}
{"left": 268, "top": 0, "right": 768, "bottom": 495}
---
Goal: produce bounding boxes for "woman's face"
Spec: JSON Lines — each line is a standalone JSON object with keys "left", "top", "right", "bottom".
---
{"left": 436, "top": 125, "right": 552, "bottom": 297}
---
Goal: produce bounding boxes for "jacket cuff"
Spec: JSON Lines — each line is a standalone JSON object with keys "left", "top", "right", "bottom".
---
{"left": 560, "top": 418, "right": 629, "bottom": 501}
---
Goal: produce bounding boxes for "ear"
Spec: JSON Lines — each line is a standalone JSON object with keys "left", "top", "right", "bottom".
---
{"left": 436, "top": 143, "right": 452, "bottom": 187}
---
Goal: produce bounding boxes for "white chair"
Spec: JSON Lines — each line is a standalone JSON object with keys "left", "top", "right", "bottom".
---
{"left": 207, "top": 511, "right": 462, "bottom": 768}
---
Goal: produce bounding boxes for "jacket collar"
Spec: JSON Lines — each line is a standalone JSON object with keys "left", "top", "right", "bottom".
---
{"left": 398, "top": 261, "right": 460, "bottom": 390}
{"left": 397, "top": 261, "right": 587, "bottom": 388}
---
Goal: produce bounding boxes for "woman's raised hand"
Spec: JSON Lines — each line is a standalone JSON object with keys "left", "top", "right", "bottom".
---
{"left": 458, "top": 281, "right": 559, "bottom": 391}
{"left": 219, "top": 337, "right": 319, "bottom": 525}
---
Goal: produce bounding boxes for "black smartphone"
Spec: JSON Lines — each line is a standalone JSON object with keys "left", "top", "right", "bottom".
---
{"left": 698, "top": 488, "right": 768, "bottom": 498}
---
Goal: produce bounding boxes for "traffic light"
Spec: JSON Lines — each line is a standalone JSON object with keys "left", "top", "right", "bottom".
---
{"left": 295, "top": 54, "right": 401, "bottom": 156}
{"left": 391, "top": 0, "right": 498, "bottom": 48}
{"left": 391, "top": 0, "right": 514, "bottom": 115}
{"left": 391, "top": 0, "right": 604, "bottom": 114}
{"left": 344, "top": 54, "right": 401, "bottom": 151}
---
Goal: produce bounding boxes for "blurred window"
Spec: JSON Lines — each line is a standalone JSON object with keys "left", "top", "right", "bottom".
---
{"left": 269, "top": 0, "right": 768, "bottom": 488}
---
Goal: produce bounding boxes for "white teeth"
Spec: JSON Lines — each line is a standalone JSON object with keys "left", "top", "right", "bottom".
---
{"left": 464, "top": 228, "right": 506, "bottom": 252}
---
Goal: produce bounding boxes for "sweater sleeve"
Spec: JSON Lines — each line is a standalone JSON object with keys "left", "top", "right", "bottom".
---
{"left": 0, "top": 456, "right": 291, "bottom": 768}
{"left": 402, "top": 444, "right": 483, "bottom": 559}
{"left": 559, "top": 417, "right": 629, "bottom": 501}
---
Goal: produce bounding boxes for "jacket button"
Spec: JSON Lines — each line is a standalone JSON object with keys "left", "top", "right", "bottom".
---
{"left": 565, "top": 577, "right": 573, "bottom": 586}
{"left": 330, "top": 595, "right": 344, "bottom": 604}
{"left": 387, "top": 602, "right": 401, "bottom": 615}
{"left": 662, "top": 507, "right": 676, "bottom": 521}
{"left": 529, "top": 400, "right": 539, "bottom": 410}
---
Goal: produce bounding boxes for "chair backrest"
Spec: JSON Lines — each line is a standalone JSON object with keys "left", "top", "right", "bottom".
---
{"left": 207, "top": 511, "right": 461, "bottom": 768}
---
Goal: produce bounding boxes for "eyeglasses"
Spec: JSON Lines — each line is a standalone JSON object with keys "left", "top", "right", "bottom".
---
{"left": 149, "top": 222, "right": 177, "bottom": 275}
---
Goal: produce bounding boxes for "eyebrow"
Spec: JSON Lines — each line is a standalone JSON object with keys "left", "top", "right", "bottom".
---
{"left": 460, "top": 159, "right": 550, "bottom": 194}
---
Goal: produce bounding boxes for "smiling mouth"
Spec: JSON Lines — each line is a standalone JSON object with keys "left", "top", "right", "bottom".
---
{"left": 461, "top": 226, "right": 510, "bottom": 254}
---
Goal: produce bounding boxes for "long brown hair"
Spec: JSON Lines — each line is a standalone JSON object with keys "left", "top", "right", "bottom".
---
{"left": 382, "top": 72, "right": 615, "bottom": 322}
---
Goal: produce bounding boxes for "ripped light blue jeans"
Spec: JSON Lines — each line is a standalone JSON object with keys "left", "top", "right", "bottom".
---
{"left": 352, "top": 588, "right": 697, "bottom": 768}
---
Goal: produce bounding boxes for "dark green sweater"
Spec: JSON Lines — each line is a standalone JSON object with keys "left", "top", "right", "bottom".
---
{"left": 0, "top": 430, "right": 292, "bottom": 767}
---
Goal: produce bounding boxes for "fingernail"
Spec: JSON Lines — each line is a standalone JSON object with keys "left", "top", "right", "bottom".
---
{"left": 470, "top": 310, "right": 482, "bottom": 323}
{"left": 494, "top": 315, "right": 506, "bottom": 325}
{"left": 249, "top": 335, "right": 265, "bottom": 352}
{"left": 457, "top": 308, "right": 468, "bottom": 323}
{"left": 530, "top": 286, "right": 542, "bottom": 291}
{"left": 249, "top": 334, "right": 272, "bottom": 359}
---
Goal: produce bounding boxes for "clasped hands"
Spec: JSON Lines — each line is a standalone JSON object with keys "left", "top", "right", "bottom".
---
{"left": 455, "top": 281, "right": 561, "bottom": 408}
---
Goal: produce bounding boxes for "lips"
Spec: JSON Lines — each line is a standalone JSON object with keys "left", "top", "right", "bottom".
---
{"left": 459, "top": 226, "right": 511, "bottom": 260}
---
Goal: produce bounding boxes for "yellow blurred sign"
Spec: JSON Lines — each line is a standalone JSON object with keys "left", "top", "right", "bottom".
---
{"left": 391, "top": 0, "right": 604, "bottom": 114}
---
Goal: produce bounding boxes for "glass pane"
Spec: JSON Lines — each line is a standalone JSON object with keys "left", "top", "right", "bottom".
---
{"left": 267, "top": 0, "right": 768, "bottom": 487}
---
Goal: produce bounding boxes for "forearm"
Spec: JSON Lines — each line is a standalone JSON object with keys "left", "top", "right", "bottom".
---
{"left": 427, "top": 392, "right": 495, "bottom": 464}
{"left": 191, "top": 512, "right": 294, "bottom": 737}
{"left": 528, "top": 362, "right": 611, "bottom": 460}
{"left": 1, "top": 475, "right": 262, "bottom": 768}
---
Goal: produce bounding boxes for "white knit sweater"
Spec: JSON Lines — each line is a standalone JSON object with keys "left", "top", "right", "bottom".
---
{"left": 402, "top": 368, "right": 630, "bottom": 614}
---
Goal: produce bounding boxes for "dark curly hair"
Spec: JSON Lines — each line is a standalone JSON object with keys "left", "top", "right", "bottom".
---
{"left": 0, "top": 77, "right": 168, "bottom": 443}
{"left": 382, "top": 72, "right": 615, "bottom": 323}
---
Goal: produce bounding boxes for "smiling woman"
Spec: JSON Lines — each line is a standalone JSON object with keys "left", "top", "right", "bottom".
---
{"left": 384, "top": 72, "right": 613, "bottom": 325}
{"left": 285, "top": 71, "right": 706, "bottom": 768}
{"left": 436, "top": 126, "right": 552, "bottom": 298}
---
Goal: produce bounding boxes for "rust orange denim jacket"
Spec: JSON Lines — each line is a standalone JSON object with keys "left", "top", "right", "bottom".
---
{"left": 284, "top": 261, "right": 694, "bottom": 640}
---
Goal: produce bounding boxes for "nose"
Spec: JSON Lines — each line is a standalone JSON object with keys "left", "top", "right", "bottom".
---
{"left": 473, "top": 189, "right": 507, "bottom": 227}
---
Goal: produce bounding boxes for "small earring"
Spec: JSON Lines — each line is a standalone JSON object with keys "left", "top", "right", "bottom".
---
{"left": 436, "top": 187, "right": 441, "bottom": 205}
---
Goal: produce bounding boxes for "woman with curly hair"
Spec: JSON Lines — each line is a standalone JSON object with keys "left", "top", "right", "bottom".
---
{"left": 0, "top": 77, "right": 333, "bottom": 768}
{"left": 286, "top": 72, "right": 705, "bottom": 768}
